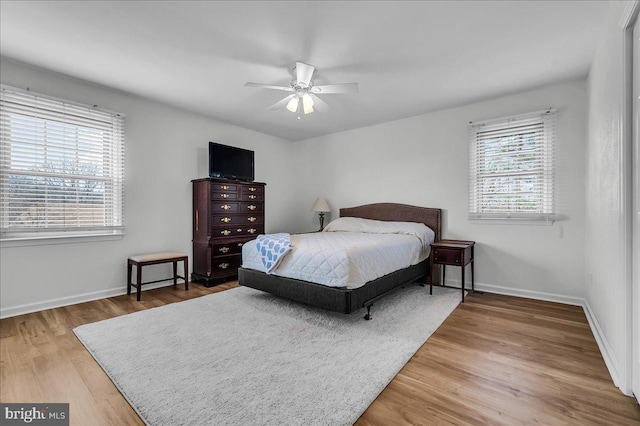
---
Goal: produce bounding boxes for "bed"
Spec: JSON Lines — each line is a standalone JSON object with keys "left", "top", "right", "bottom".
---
{"left": 238, "top": 203, "right": 442, "bottom": 319}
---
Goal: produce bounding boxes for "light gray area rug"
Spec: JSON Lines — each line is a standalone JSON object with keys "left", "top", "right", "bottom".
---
{"left": 74, "top": 285, "right": 460, "bottom": 426}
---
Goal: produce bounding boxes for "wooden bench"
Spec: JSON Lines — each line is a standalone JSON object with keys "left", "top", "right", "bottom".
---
{"left": 127, "top": 252, "right": 189, "bottom": 301}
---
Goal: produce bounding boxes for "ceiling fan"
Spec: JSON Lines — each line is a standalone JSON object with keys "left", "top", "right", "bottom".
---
{"left": 245, "top": 62, "right": 358, "bottom": 117}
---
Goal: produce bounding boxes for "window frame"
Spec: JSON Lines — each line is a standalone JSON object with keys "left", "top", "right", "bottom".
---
{"left": 0, "top": 85, "right": 125, "bottom": 243}
{"left": 468, "top": 109, "right": 556, "bottom": 224}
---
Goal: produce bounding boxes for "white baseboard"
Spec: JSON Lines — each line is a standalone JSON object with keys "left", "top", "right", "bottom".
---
{"left": 582, "top": 299, "right": 630, "bottom": 395}
{"left": 0, "top": 281, "right": 185, "bottom": 319}
{"left": 467, "top": 281, "right": 585, "bottom": 306}
{"left": 467, "top": 281, "right": 626, "bottom": 396}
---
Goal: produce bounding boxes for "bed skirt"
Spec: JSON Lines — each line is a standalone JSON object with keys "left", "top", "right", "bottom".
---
{"left": 238, "top": 259, "right": 430, "bottom": 314}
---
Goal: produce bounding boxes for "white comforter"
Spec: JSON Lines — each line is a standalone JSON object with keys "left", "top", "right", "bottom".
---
{"left": 242, "top": 218, "right": 435, "bottom": 289}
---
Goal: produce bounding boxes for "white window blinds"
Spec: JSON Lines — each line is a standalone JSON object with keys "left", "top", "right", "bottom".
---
{"left": 469, "top": 109, "right": 555, "bottom": 222}
{"left": 0, "top": 85, "right": 125, "bottom": 240}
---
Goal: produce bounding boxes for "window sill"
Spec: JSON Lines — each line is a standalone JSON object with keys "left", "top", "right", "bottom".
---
{"left": 1, "top": 231, "right": 125, "bottom": 247}
{"left": 468, "top": 214, "right": 560, "bottom": 226}
{"left": 469, "top": 219, "right": 555, "bottom": 226}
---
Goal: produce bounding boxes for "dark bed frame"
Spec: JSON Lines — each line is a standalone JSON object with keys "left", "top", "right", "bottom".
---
{"left": 238, "top": 203, "right": 442, "bottom": 319}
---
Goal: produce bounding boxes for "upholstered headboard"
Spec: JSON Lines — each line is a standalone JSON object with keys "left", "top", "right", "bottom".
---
{"left": 339, "top": 203, "right": 441, "bottom": 242}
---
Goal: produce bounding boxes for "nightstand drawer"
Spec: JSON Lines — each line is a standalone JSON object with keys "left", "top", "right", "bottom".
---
{"left": 432, "top": 248, "right": 462, "bottom": 265}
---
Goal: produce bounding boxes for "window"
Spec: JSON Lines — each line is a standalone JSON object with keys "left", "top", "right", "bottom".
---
{"left": 469, "top": 109, "right": 555, "bottom": 222}
{"left": 0, "top": 85, "right": 125, "bottom": 241}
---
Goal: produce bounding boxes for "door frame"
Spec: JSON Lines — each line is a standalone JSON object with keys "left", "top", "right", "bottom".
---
{"left": 631, "top": 6, "right": 640, "bottom": 405}
{"left": 620, "top": 0, "right": 640, "bottom": 402}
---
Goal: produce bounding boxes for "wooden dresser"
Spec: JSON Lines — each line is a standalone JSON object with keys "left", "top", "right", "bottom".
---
{"left": 191, "top": 178, "right": 266, "bottom": 286}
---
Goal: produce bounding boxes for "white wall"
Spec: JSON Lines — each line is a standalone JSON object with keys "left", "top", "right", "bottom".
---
{"left": 290, "top": 80, "right": 588, "bottom": 302}
{"left": 0, "top": 58, "right": 295, "bottom": 316}
{"left": 585, "top": 1, "right": 634, "bottom": 394}
{"left": 0, "top": 58, "right": 591, "bottom": 324}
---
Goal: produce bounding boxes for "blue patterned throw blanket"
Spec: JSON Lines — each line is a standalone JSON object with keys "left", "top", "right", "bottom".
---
{"left": 255, "top": 233, "right": 292, "bottom": 274}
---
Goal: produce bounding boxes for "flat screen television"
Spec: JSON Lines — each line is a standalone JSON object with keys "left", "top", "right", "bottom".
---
{"left": 209, "top": 142, "right": 255, "bottom": 181}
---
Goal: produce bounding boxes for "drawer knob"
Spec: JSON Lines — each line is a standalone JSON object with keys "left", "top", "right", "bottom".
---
{"left": 221, "top": 230, "right": 231, "bottom": 236}
{"left": 221, "top": 194, "right": 229, "bottom": 199}
{"left": 248, "top": 217, "right": 256, "bottom": 222}
{"left": 221, "top": 204, "right": 231, "bottom": 210}
{"left": 237, "top": 242, "right": 244, "bottom": 247}
{"left": 248, "top": 228, "right": 257, "bottom": 234}
{"left": 221, "top": 217, "right": 231, "bottom": 223}
{"left": 248, "top": 205, "right": 257, "bottom": 210}
{"left": 455, "top": 259, "right": 459, "bottom": 263}
{"left": 249, "top": 187, "right": 257, "bottom": 192}
{"left": 221, "top": 185, "right": 230, "bottom": 190}
{"left": 219, "top": 263, "right": 229, "bottom": 269}
{"left": 237, "top": 228, "right": 243, "bottom": 232}
{"left": 219, "top": 247, "right": 229, "bottom": 253}
{"left": 249, "top": 195, "right": 257, "bottom": 200}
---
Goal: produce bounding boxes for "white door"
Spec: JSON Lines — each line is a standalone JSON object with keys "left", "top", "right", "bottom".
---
{"left": 632, "top": 14, "right": 640, "bottom": 405}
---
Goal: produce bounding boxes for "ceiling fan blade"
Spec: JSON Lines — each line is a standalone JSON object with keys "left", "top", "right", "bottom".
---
{"left": 245, "top": 82, "right": 294, "bottom": 92}
{"left": 295, "top": 62, "right": 315, "bottom": 86}
{"left": 267, "top": 94, "right": 295, "bottom": 111}
{"left": 311, "top": 83, "right": 359, "bottom": 94}
{"left": 310, "top": 94, "right": 329, "bottom": 113}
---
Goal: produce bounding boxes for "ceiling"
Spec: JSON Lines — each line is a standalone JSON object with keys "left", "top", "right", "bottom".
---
{"left": 0, "top": 1, "right": 609, "bottom": 141}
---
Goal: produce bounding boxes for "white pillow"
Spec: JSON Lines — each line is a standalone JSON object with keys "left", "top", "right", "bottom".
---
{"left": 323, "top": 217, "right": 435, "bottom": 245}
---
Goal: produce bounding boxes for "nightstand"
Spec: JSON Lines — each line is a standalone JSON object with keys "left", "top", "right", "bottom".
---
{"left": 429, "top": 240, "right": 475, "bottom": 302}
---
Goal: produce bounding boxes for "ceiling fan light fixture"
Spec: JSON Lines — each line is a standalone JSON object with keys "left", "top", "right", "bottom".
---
{"left": 245, "top": 62, "right": 358, "bottom": 116}
{"left": 286, "top": 96, "right": 299, "bottom": 113}
{"left": 302, "top": 92, "right": 314, "bottom": 114}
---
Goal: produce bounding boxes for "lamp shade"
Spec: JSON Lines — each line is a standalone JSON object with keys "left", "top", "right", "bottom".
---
{"left": 286, "top": 96, "right": 299, "bottom": 113}
{"left": 310, "top": 197, "right": 330, "bottom": 212}
{"left": 302, "top": 92, "right": 314, "bottom": 114}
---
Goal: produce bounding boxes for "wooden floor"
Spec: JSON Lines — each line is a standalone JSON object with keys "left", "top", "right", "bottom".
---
{"left": 1, "top": 283, "right": 639, "bottom": 425}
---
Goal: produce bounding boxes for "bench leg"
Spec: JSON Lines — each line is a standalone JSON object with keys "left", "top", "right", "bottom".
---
{"left": 136, "top": 265, "right": 142, "bottom": 302}
{"left": 127, "top": 261, "right": 132, "bottom": 296}
{"left": 184, "top": 257, "right": 189, "bottom": 290}
{"left": 173, "top": 261, "right": 178, "bottom": 286}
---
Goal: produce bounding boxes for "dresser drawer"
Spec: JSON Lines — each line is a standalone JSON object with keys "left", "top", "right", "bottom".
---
{"left": 211, "top": 239, "right": 251, "bottom": 256}
{"left": 212, "top": 202, "right": 239, "bottom": 213}
{"left": 215, "top": 225, "right": 264, "bottom": 238}
{"left": 432, "top": 248, "right": 462, "bottom": 265}
{"left": 239, "top": 203, "right": 263, "bottom": 213}
{"left": 242, "top": 185, "right": 264, "bottom": 195}
{"left": 212, "top": 214, "right": 238, "bottom": 225}
{"left": 210, "top": 255, "right": 242, "bottom": 274}
{"left": 211, "top": 183, "right": 238, "bottom": 192}
{"left": 241, "top": 214, "right": 263, "bottom": 225}
{"left": 212, "top": 191, "right": 238, "bottom": 201}
{"left": 211, "top": 214, "right": 264, "bottom": 226}
{"left": 240, "top": 192, "right": 263, "bottom": 202}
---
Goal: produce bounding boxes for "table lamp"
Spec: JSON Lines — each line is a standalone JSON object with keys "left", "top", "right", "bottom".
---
{"left": 310, "top": 197, "right": 331, "bottom": 231}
